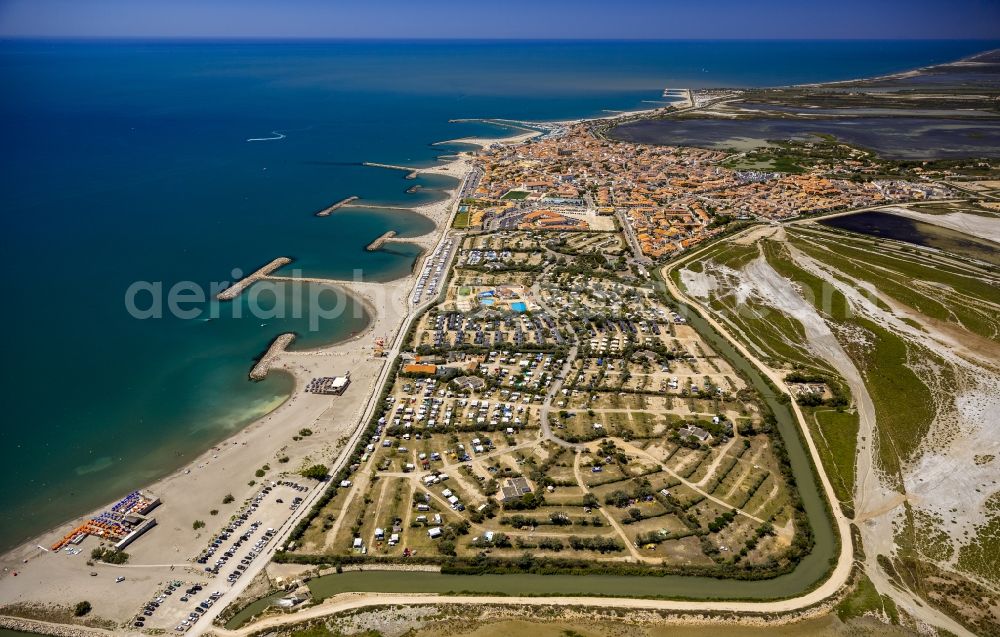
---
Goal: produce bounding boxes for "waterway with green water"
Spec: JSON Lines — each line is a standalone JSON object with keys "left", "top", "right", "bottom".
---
{"left": 227, "top": 284, "right": 839, "bottom": 629}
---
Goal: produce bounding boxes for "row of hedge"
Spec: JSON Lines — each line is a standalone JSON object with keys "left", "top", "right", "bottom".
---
{"left": 284, "top": 355, "right": 404, "bottom": 547}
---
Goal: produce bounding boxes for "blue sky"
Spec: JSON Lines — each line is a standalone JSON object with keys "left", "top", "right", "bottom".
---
{"left": 1, "top": 0, "right": 998, "bottom": 39}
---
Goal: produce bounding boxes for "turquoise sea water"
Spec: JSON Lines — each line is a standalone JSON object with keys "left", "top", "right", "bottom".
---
{"left": 0, "top": 39, "right": 994, "bottom": 550}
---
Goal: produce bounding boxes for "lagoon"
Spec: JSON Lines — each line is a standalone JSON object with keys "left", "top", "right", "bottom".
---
{"left": 611, "top": 116, "right": 1000, "bottom": 159}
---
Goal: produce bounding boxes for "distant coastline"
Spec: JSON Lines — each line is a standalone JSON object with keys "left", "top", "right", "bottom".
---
{"left": 1, "top": 36, "right": 992, "bottom": 563}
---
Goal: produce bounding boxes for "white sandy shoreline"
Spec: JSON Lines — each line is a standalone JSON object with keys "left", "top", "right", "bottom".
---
{"left": 0, "top": 145, "right": 486, "bottom": 627}
{"left": 7, "top": 43, "right": 997, "bottom": 633}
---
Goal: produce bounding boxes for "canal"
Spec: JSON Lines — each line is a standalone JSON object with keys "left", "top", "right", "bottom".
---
{"left": 229, "top": 273, "right": 840, "bottom": 628}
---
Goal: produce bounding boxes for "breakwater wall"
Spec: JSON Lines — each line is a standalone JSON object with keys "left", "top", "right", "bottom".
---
{"left": 315, "top": 196, "right": 359, "bottom": 217}
{"left": 351, "top": 204, "right": 414, "bottom": 211}
{"left": 216, "top": 257, "right": 292, "bottom": 301}
{"left": 0, "top": 615, "right": 112, "bottom": 637}
{"left": 249, "top": 332, "right": 296, "bottom": 381}
{"left": 366, "top": 231, "right": 397, "bottom": 251}
{"left": 362, "top": 162, "right": 419, "bottom": 179}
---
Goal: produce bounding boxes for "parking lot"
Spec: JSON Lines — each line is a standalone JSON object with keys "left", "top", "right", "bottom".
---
{"left": 134, "top": 480, "right": 311, "bottom": 632}
{"left": 130, "top": 581, "right": 220, "bottom": 633}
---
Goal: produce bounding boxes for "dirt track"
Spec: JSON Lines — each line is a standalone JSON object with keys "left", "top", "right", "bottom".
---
{"left": 666, "top": 226, "right": 977, "bottom": 637}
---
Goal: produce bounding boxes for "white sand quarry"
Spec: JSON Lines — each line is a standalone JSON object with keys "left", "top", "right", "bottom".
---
{"left": 680, "top": 234, "right": 1000, "bottom": 626}
{"left": 678, "top": 268, "right": 717, "bottom": 299}
{"left": 782, "top": 241, "right": 1000, "bottom": 585}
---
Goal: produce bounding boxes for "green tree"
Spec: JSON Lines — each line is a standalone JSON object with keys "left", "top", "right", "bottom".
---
{"left": 74, "top": 601, "right": 92, "bottom": 617}
{"left": 90, "top": 547, "right": 129, "bottom": 564}
{"left": 300, "top": 464, "right": 329, "bottom": 480}
{"left": 437, "top": 539, "right": 456, "bottom": 556}
{"left": 605, "top": 489, "right": 630, "bottom": 508}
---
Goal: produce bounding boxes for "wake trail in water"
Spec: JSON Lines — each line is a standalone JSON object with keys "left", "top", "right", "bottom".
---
{"left": 246, "top": 131, "right": 287, "bottom": 142}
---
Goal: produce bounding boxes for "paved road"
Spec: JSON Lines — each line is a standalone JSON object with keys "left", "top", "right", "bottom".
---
{"left": 200, "top": 116, "right": 968, "bottom": 637}
{"left": 615, "top": 207, "right": 651, "bottom": 265}
{"left": 189, "top": 200, "right": 468, "bottom": 637}
{"left": 537, "top": 346, "right": 580, "bottom": 451}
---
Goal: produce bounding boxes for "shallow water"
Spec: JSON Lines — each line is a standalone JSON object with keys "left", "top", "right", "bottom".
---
{"left": 820, "top": 210, "right": 1000, "bottom": 264}
{"left": 611, "top": 116, "right": 1000, "bottom": 159}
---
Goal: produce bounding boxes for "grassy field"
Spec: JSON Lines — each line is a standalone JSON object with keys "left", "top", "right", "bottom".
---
{"left": 787, "top": 226, "right": 1000, "bottom": 342}
{"left": 677, "top": 242, "right": 825, "bottom": 372}
{"left": 762, "top": 230, "right": 961, "bottom": 487}
{"left": 957, "top": 492, "right": 1000, "bottom": 586}
{"left": 760, "top": 240, "right": 852, "bottom": 322}
{"left": 809, "top": 409, "right": 858, "bottom": 516}
{"left": 835, "top": 571, "right": 899, "bottom": 623}
{"left": 842, "top": 317, "right": 935, "bottom": 483}
{"left": 772, "top": 225, "right": 1000, "bottom": 634}
{"left": 758, "top": 240, "right": 859, "bottom": 513}
{"left": 452, "top": 210, "right": 471, "bottom": 228}
{"left": 501, "top": 190, "right": 529, "bottom": 200}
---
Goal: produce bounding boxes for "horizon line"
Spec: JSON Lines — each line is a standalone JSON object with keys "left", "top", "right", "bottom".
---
{"left": 3, "top": 35, "right": 1000, "bottom": 43}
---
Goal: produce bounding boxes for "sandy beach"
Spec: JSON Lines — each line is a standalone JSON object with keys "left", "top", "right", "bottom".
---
{"left": 0, "top": 151, "right": 480, "bottom": 629}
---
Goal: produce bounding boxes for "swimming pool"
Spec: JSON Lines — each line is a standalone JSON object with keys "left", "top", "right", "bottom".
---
{"left": 480, "top": 298, "right": 495, "bottom": 306}
{"left": 511, "top": 302, "right": 527, "bottom": 312}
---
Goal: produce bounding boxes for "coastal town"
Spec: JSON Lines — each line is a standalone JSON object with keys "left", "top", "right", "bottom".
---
{"left": 1, "top": 49, "right": 998, "bottom": 637}
{"left": 461, "top": 119, "right": 950, "bottom": 258}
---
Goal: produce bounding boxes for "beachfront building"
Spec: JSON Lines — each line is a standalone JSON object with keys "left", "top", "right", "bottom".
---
{"left": 306, "top": 374, "right": 351, "bottom": 395}
{"left": 51, "top": 490, "right": 161, "bottom": 552}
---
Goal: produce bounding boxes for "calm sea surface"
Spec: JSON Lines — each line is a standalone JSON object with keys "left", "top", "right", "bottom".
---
{"left": 0, "top": 39, "right": 993, "bottom": 549}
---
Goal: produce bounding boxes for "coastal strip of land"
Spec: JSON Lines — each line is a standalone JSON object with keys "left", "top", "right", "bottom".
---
{"left": 5, "top": 47, "right": 999, "bottom": 637}
{"left": 0, "top": 104, "right": 851, "bottom": 637}
{"left": 206, "top": 591, "right": 849, "bottom": 637}
{"left": 0, "top": 148, "right": 477, "bottom": 635}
